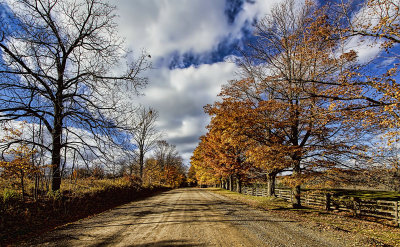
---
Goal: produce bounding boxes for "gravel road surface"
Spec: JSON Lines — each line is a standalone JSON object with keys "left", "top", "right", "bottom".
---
{"left": 23, "top": 188, "right": 349, "bottom": 247}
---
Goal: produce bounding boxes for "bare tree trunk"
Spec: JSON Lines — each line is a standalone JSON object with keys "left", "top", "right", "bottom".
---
{"left": 51, "top": 105, "right": 63, "bottom": 191}
{"left": 70, "top": 150, "right": 76, "bottom": 182}
{"left": 39, "top": 119, "right": 45, "bottom": 195}
{"left": 228, "top": 175, "right": 232, "bottom": 191}
{"left": 34, "top": 175, "right": 39, "bottom": 200}
{"left": 20, "top": 169, "right": 25, "bottom": 200}
{"left": 139, "top": 151, "right": 144, "bottom": 179}
{"left": 325, "top": 193, "right": 331, "bottom": 211}
{"left": 292, "top": 161, "right": 302, "bottom": 208}
{"left": 32, "top": 121, "right": 38, "bottom": 200}
{"left": 267, "top": 172, "right": 277, "bottom": 197}
{"left": 61, "top": 150, "right": 67, "bottom": 178}
{"left": 236, "top": 175, "right": 242, "bottom": 193}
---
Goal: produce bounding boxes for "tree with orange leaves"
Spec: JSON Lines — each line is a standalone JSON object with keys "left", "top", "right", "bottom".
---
{"left": 224, "top": 0, "right": 369, "bottom": 207}
{"left": 203, "top": 99, "right": 252, "bottom": 192}
{"left": 190, "top": 138, "right": 221, "bottom": 187}
{"left": 186, "top": 164, "right": 198, "bottom": 187}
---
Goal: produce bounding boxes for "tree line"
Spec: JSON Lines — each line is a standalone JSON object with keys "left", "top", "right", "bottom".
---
{"left": 190, "top": 0, "right": 400, "bottom": 208}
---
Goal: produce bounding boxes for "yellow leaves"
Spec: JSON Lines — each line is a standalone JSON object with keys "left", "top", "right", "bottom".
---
{"left": 0, "top": 126, "right": 39, "bottom": 179}
{"left": 386, "top": 67, "right": 398, "bottom": 77}
{"left": 339, "top": 50, "right": 358, "bottom": 62}
{"left": 328, "top": 102, "right": 337, "bottom": 111}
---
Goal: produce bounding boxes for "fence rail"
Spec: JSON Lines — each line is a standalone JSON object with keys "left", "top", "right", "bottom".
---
{"left": 241, "top": 186, "right": 400, "bottom": 225}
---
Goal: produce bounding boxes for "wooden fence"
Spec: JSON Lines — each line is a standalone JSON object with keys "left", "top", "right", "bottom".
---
{"left": 241, "top": 186, "right": 400, "bottom": 226}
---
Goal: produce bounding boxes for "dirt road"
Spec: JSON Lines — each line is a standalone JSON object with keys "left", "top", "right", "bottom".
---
{"left": 24, "top": 188, "right": 348, "bottom": 246}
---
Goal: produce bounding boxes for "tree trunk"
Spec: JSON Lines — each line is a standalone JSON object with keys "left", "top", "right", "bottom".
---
{"left": 292, "top": 161, "right": 302, "bottom": 208}
{"left": 229, "top": 174, "right": 233, "bottom": 191}
{"left": 236, "top": 176, "right": 242, "bottom": 193}
{"left": 325, "top": 193, "right": 331, "bottom": 211}
{"left": 292, "top": 185, "right": 301, "bottom": 208}
{"left": 51, "top": 107, "right": 63, "bottom": 191}
{"left": 267, "top": 172, "right": 277, "bottom": 197}
{"left": 34, "top": 174, "right": 39, "bottom": 200}
{"left": 20, "top": 169, "right": 25, "bottom": 200}
{"left": 70, "top": 150, "right": 76, "bottom": 182}
{"left": 139, "top": 150, "right": 144, "bottom": 179}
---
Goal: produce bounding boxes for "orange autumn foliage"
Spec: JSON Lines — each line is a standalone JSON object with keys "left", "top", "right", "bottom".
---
{"left": 0, "top": 127, "right": 39, "bottom": 198}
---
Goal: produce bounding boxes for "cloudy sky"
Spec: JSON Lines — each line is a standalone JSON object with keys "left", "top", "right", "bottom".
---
{"left": 110, "top": 0, "right": 283, "bottom": 164}
{"left": 112, "top": 0, "right": 380, "bottom": 165}
{"left": 0, "top": 0, "right": 379, "bottom": 167}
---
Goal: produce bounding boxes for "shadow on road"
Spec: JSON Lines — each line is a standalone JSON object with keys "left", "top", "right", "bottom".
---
{"left": 110, "top": 239, "right": 203, "bottom": 247}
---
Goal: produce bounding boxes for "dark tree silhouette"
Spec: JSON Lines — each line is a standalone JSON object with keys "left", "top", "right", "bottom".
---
{"left": 0, "top": 0, "right": 150, "bottom": 191}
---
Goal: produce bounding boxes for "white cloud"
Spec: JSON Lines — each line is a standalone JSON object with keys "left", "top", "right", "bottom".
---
{"left": 113, "top": 0, "right": 280, "bottom": 164}
{"left": 116, "top": 0, "right": 226, "bottom": 59}
{"left": 343, "top": 0, "right": 398, "bottom": 64}
{"left": 115, "top": 0, "right": 278, "bottom": 60}
{"left": 139, "top": 62, "right": 238, "bottom": 164}
{"left": 343, "top": 36, "right": 383, "bottom": 64}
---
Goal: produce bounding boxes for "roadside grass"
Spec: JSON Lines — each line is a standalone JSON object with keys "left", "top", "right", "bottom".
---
{"left": 207, "top": 188, "right": 400, "bottom": 247}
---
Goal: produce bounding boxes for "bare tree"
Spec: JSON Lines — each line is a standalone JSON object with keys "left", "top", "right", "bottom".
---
{"left": 153, "top": 140, "right": 180, "bottom": 171}
{"left": 151, "top": 140, "right": 185, "bottom": 186}
{"left": 0, "top": 0, "right": 150, "bottom": 191}
{"left": 131, "top": 107, "right": 160, "bottom": 179}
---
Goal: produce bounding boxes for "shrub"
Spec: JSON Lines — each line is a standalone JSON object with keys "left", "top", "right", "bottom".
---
{"left": 47, "top": 190, "right": 62, "bottom": 201}
{"left": 2, "top": 188, "right": 19, "bottom": 203}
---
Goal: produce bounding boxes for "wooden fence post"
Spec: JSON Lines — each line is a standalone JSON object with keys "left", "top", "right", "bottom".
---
{"left": 395, "top": 201, "right": 399, "bottom": 227}
{"left": 325, "top": 193, "right": 331, "bottom": 211}
{"left": 305, "top": 193, "right": 308, "bottom": 206}
{"left": 352, "top": 197, "right": 360, "bottom": 216}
